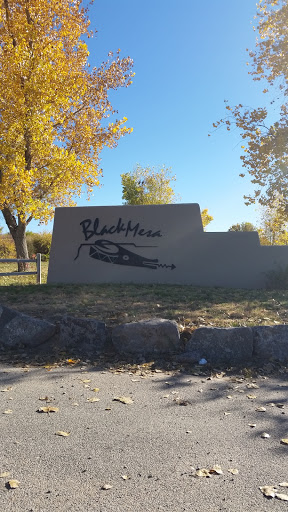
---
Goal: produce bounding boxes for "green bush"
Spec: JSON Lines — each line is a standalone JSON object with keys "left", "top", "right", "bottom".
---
{"left": 0, "top": 235, "right": 16, "bottom": 258}
{"left": 26, "top": 231, "right": 52, "bottom": 261}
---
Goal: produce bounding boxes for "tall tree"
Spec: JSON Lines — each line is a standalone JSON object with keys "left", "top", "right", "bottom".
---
{"left": 213, "top": 0, "right": 288, "bottom": 213}
{"left": 0, "top": 0, "right": 134, "bottom": 267}
{"left": 121, "top": 165, "right": 213, "bottom": 229}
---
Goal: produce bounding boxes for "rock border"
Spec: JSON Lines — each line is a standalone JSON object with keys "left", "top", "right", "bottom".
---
{"left": 0, "top": 305, "right": 288, "bottom": 365}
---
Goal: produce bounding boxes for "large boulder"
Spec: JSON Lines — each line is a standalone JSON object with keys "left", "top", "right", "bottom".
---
{"left": 179, "top": 326, "right": 253, "bottom": 365}
{"left": 252, "top": 325, "right": 288, "bottom": 362}
{"left": 112, "top": 318, "right": 180, "bottom": 355}
{"left": 59, "top": 315, "right": 107, "bottom": 353}
{"left": 0, "top": 304, "right": 56, "bottom": 348}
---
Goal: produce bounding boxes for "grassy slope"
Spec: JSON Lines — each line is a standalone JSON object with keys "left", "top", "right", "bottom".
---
{"left": 0, "top": 262, "right": 287, "bottom": 329}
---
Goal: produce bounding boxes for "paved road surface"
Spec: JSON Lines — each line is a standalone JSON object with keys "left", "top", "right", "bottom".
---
{"left": 0, "top": 362, "right": 287, "bottom": 511}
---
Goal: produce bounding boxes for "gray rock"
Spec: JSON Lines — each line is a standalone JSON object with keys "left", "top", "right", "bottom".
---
{"left": 59, "top": 315, "right": 106, "bottom": 353}
{"left": 180, "top": 327, "right": 253, "bottom": 365}
{"left": 0, "top": 304, "right": 56, "bottom": 348}
{"left": 252, "top": 325, "right": 288, "bottom": 362}
{"left": 112, "top": 318, "right": 180, "bottom": 355}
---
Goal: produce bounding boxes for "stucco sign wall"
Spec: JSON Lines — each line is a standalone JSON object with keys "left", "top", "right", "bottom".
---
{"left": 47, "top": 203, "right": 288, "bottom": 288}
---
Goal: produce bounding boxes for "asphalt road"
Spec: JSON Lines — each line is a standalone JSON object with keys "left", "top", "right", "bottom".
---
{"left": 0, "top": 362, "right": 287, "bottom": 512}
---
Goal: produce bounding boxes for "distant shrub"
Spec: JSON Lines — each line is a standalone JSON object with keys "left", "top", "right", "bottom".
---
{"left": 26, "top": 231, "right": 52, "bottom": 261}
{"left": 265, "top": 265, "right": 288, "bottom": 290}
{"left": 0, "top": 234, "right": 16, "bottom": 258}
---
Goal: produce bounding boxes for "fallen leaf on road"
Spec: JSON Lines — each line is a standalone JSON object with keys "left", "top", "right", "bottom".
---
{"left": 81, "top": 379, "right": 91, "bottom": 383}
{"left": 7, "top": 480, "right": 19, "bottom": 489}
{"left": 113, "top": 396, "right": 134, "bottom": 405}
{"left": 37, "top": 406, "right": 59, "bottom": 413}
{"left": 256, "top": 407, "right": 266, "bottom": 412}
{"left": 259, "top": 485, "right": 277, "bottom": 498}
{"left": 39, "top": 396, "right": 52, "bottom": 402}
{"left": 0, "top": 472, "right": 10, "bottom": 478}
{"left": 3, "top": 409, "right": 13, "bottom": 414}
{"left": 1, "top": 387, "right": 12, "bottom": 392}
{"left": 86, "top": 397, "right": 100, "bottom": 403}
{"left": 226, "top": 395, "right": 233, "bottom": 399}
{"left": 280, "top": 439, "right": 288, "bottom": 445}
{"left": 279, "top": 482, "right": 288, "bottom": 487}
{"left": 195, "top": 469, "right": 211, "bottom": 477}
{"left": 261, "top": 432, "right": 270, "bottom": 438}
{"left": 248, "top": 423, "right": 257, "bottom": 428}
{"left": 228, "top": 468, "right": 239, "bottom": 475}
{"left": 216, "top": 372, "right": 226, "bottom": 379}
{"left": 101, "top": 484, "right": 112, "bottom": 490}
{"left": 55, "top": 431, "right": 70, "bottom": 437}
{"left": 92, "top": 388, "right": 100, "bottom": 393}
{"left": 210, "top": 465, "right": 223, "bottom": 475}
{"left": 275, "top": 493, "right": 288, "bottom": 501}
{"left": 246, "top": 383, "right": 259, "bottom": 389}
{"left": 121, "top": 475, "right": 130, "bottom": 480}
{"left": 247, "top": 394, "right": 257, "bottom": 399}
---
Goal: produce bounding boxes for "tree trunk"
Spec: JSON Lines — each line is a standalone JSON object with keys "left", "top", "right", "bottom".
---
{"left": 2, "top": 207, "right": 29, "bottom": 271}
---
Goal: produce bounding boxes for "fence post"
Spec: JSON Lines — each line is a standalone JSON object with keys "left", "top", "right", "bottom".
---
{"left": 36, "top": 253, "right": 41, "bottom": 284}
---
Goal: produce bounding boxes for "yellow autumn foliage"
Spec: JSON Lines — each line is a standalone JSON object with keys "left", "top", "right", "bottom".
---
{"left": 0, "top": 0, "right": 134, "bottom": 258}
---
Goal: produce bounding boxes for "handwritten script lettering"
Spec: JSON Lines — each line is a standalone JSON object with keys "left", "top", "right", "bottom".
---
{"left": 80, "top": 218, "right": 162, "bottom": 241}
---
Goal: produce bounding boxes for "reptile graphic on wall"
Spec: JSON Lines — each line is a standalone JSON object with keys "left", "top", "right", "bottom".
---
{"left": 74, "top": 239, "right": 176, "bottom": 270}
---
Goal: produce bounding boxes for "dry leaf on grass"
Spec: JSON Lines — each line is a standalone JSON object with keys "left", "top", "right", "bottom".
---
{"left": 280, "top": 439, "right": 288, "bottom": 445}
{"left": 7, "top": 479, "right": 19, "bottom": 489}
{"left": 55, "top": 431, "right": 70, "bottom": 437}
{"left": 86, "top": 397, "right": 100, "bottom": 403}
{"left": 0, "top": 472, "right": 10, "bottom": 478}
{"left": 37, "top": 406, "right": 59, "bottom": 413}
{"left": 101, "top": 483, "right": 112, "bottom": 490}
{"left": 113, "top": 396, "right": 134, "bottom": 405}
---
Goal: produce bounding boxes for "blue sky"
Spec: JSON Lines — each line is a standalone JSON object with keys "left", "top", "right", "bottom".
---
{"left": 29, "top": 0, "right": 277, "bottom": 233}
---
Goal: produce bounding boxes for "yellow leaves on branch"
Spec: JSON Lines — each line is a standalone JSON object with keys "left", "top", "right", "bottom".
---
{"left": 0, "top": 0, "right": 134, "bottom": 223}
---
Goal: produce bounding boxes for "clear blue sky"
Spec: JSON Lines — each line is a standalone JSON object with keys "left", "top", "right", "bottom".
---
{"left": 28, "top": 0, "right": 276, "bottom": 233}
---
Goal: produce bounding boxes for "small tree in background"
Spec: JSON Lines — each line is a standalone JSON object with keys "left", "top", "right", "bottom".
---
{"left": 121, "top": 165, "right": 213, "bottom": 229}
{"left": 228, "top": 222, "right": 257, "bottom": 232}
{"left": 201, "top": 208, "right": 213, "bottom": 231}
{"left": 121, "top": 165, "right": 179, "bottom": 205}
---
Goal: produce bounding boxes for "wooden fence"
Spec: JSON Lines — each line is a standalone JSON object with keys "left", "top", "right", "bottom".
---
{"left": 0, "top": 253, "right": 42, "bottom": 284}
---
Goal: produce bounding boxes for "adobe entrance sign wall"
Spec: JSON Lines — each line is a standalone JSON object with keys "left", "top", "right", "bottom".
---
{"left": 47, "top": 203, "right": 288, "bottom": 288}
